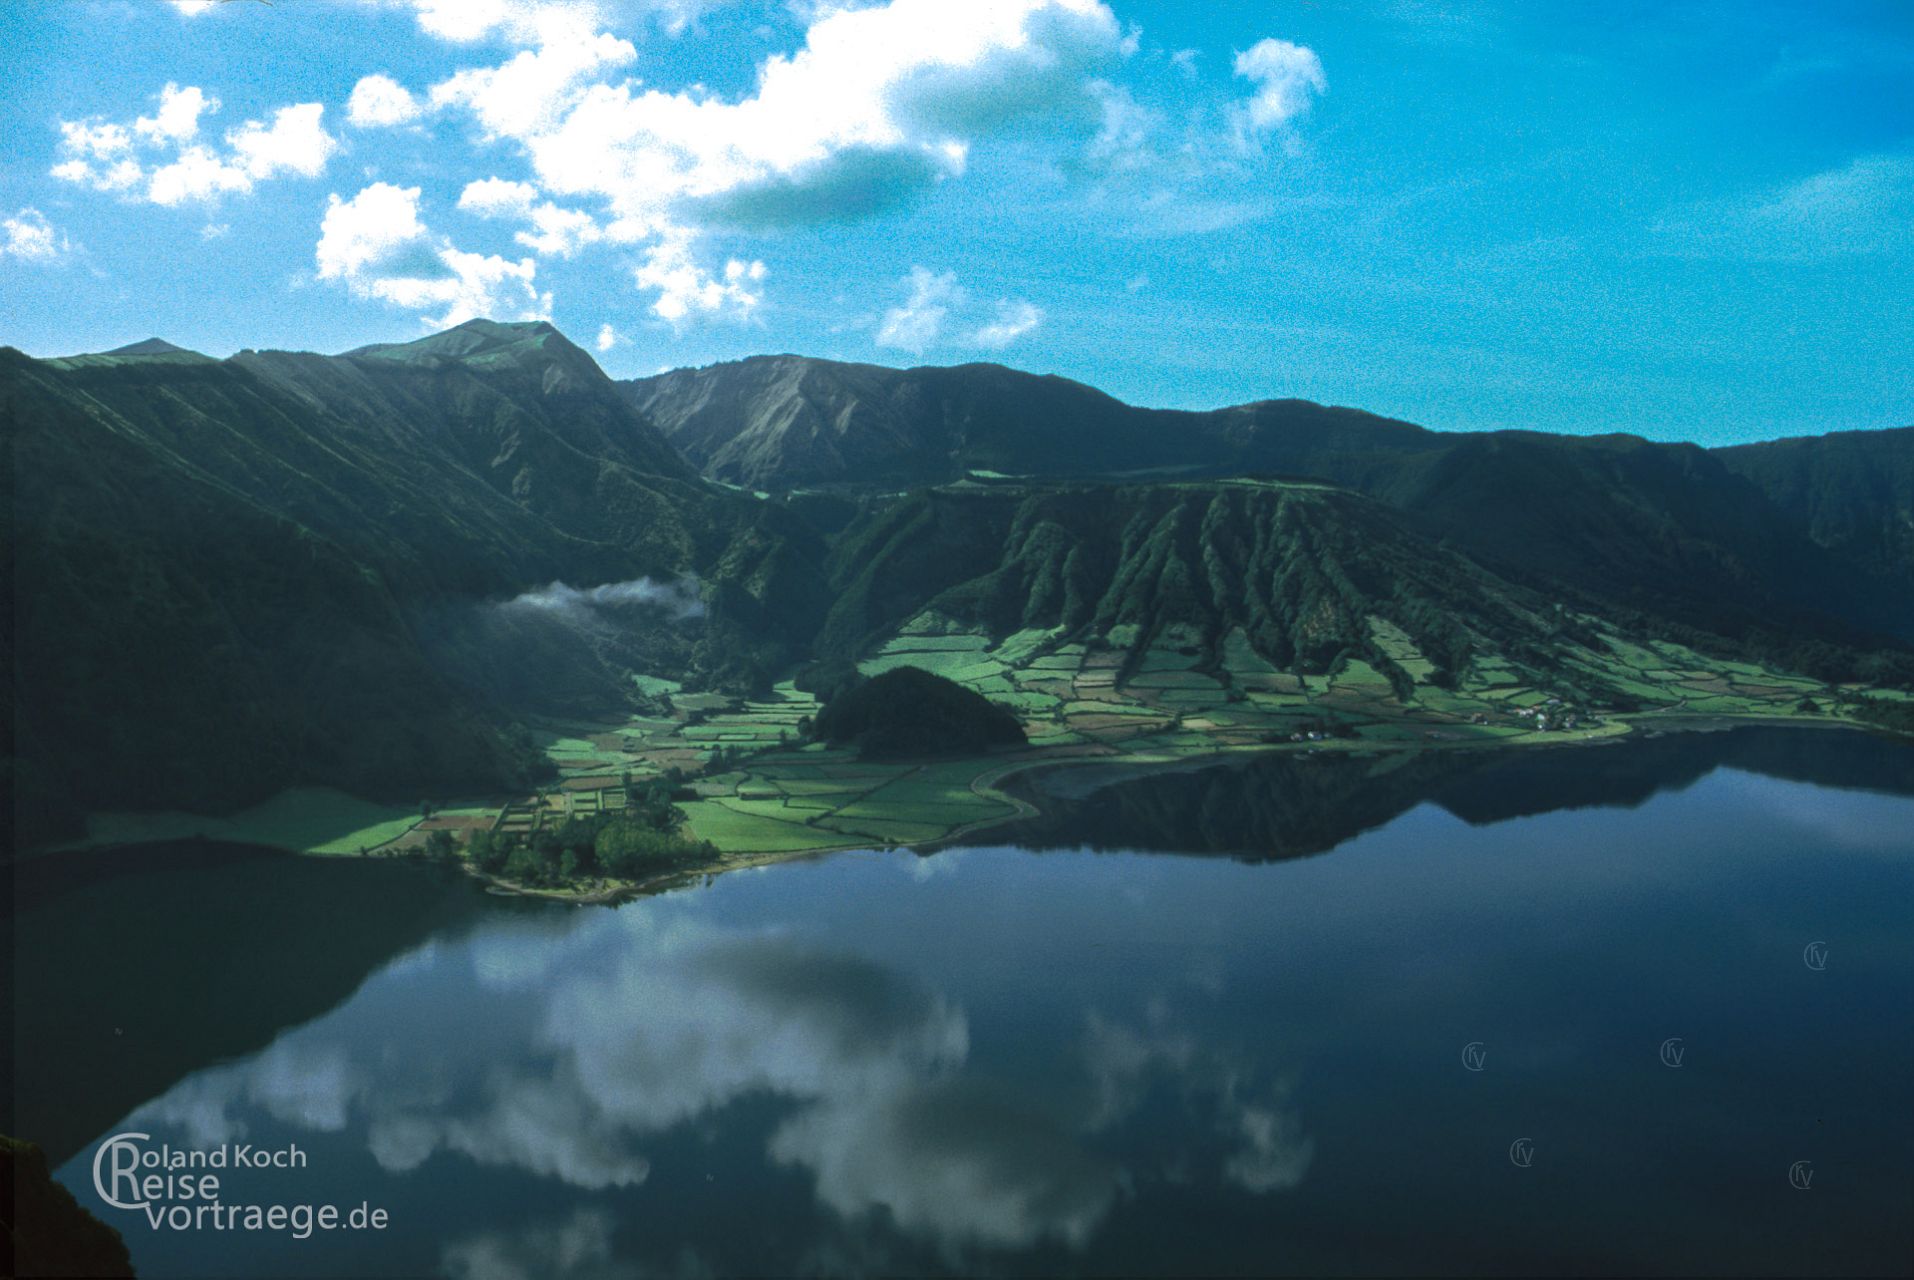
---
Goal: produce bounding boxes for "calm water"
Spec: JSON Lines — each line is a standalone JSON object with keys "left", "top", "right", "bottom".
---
{"left": 20, "top": 729, "right": 1914, "bottom": 1276}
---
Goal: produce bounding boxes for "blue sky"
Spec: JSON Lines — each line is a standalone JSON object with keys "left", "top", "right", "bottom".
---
{"left": 2, "top": 0, "right": 1909, "bottom": 443}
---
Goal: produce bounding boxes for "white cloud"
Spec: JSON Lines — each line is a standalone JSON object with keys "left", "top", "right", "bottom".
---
{"left": 405, "top": 0, "right": 1125, "bottom": 319}
{"left": 52, "top": 1, "right": 1327, "bottom": 325}
{"left": 376, "top": 0, "right": 789, "bottom": 44}
{"left": 227, "top": 103, "right": 339, "bottom": 179}
{"left": 461, "top": 179, "right": 603, "bottom": 257}
{"left": 516, "top": 202, "right": 603, "bottom": 256}
{"left": 1229, "top": 37, "right": 1326, "bottom": 148}
{"left": 200, "top": 222, "right": 230, "bottom": 240}
{"left": 317, "top": 181, "right": 432, "bottom": 280}
{"left": 877, "top": 268, "right": 1042, "bottom": 352}
{"left": 595, "top": 323, "right": 620, "bottom": 351}
{"left": 459, "top": 177, "right": 540, "bottom": 219}
{"left": 968, "top": 298, "right": 1043, "bottom": 348}
{"left": 135, "top": 83, "right": 216, "bottom": 144}
{"left": 402, "top": 0, "right": 600, "bottom": 45}
{"left": 57, "top": 119, "right": 133, "bottom": 160}
{"left": 1225, "top": 1096, "right": 1316, "bottom": 1193}
{"left": 633, "top": 238, "right": 765, "bottom": 323}
{"left": 146, "top": 146, "right": 255, "bottom": 206}
{"left": 374, "top": 245, "right": 549, "bottom": 329}
{"left": 429, "top": 16, "right": 637, "bottom": 141}
{"left": 128, "top": 894, "right": 1311, "bottom": 1264}
{"left": 876, "top": 265, "right": 960, "bottom": 353}
{"left": 347, "top": 74, "right": 423, "bottom": 127}
{"left": 2, "top": 208, "right": 73, "bottom": 263}
{"left": 53, "top": 85, "right": 338, "bottom": 206}
{"left": 317, "top": 181, "right": 548, "bottom": 328}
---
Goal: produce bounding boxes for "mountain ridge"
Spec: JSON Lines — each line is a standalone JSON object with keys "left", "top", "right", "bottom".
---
{"left": 624, "top": 352, "right": 1914, "bottom": 645}
{"left": 8, "top": 320, "right": 1911, "bottom": 846}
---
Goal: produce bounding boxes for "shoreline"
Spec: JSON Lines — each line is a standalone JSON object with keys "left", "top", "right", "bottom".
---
{"left": 24, "top": 714, "right": 1897, "bottom": 904}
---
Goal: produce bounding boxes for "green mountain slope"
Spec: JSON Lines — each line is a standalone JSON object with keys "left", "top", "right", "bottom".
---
{"left": 820, "top": 480, "right": 1521, "bottom": 670}
{"left": 627, "top": 355, "right": 1914, "bottom": 649}
{"left": 822, "top": 478, "right": 1672, "bottom": 702}
{"left": 4, "top": 322, "right": 828, "bottom": 842}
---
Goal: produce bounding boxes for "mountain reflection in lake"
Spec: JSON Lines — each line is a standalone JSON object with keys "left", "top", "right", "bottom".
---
{"left": 34, "top": 728, "right": 1914, "bottom": 1276}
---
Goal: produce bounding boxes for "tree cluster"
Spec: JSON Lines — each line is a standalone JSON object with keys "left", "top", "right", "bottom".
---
{"left": 464, "top": 774, "right": 714, "bottom": 886}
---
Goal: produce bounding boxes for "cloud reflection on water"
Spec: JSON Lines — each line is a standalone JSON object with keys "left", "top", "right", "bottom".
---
{"left": 128, "top": 876, "right": 1311, "bottom": 1262}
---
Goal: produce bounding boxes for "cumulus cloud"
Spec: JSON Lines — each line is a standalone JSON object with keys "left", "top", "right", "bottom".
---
{"left": 347, "top": 73, "right": 423, "bottom": 127}
{"left": 634, "top": 238, "right": 766, "bottom": 323}
{"left": 1078, "top": 1005, "right": 1315, "bottom": 1197}
{"left": 53, "top": 1, "right": 1327, "bottom": 331}
{"left": 395, "top": 0, "right": 1125, "bottom": 320}
{"left": 595, "top": 323, "right": 621, "bottom": 351}
{"left": 317, "top": 181, "right": 549, "bottom": 328}
{"left": 1229, "top": 38, "right": 1327, "bottom": 149}
{"left": 367, "top": 0, "right": 738, "bottom": 44}
{"left": 878, "top": 267, "right": 1043, "bottom": 353}
{"left": 317, "top": 181, "right": 432, "bottom": 279}
{"left": 135, "top": 82, "right": 216, "bottom": 144}
{"left": 2, "top": 208, "right": 74, "bottom": 263}
{"left": 52, "top": 83, "right": 338, "bottom": 206}
{"left": 462, "top": 179, "right": 607, "bottom": 258}
{"left": 458, "top": 176, "right": 540, "bottom": 219}
{"left": 517, "top": 202, "right": 605, "bottom": 256}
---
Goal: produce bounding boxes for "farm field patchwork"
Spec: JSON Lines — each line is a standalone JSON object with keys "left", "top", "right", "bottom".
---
{"left": 51, "top": 615, "right": 1895, "bottom": 870}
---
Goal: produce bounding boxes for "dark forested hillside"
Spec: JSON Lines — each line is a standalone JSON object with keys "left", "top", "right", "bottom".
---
{"left": 1716, "top": 427, "right": 1914, "bottom": 579}
{"left": 3, "top": 322, "right": 827, "bottom": 842}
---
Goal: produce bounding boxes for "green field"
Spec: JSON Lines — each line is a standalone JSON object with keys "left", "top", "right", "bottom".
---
{"left": 47, "top": 600, "right": 1898, "bottom": 872}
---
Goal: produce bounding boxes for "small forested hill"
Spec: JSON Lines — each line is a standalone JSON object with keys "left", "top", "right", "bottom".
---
{"left": 813, "top": 667, "right": 1026, "bottom": 758}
